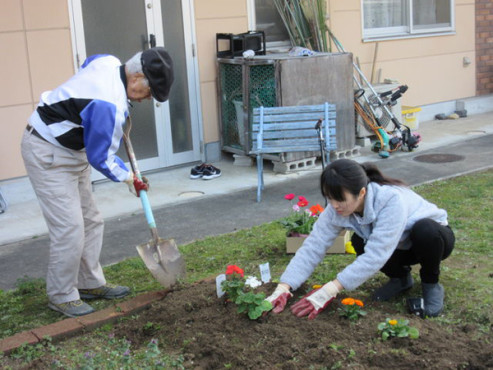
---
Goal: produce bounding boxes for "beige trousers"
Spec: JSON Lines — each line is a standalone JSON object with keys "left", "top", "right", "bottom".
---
{"left": 21, "top": 130, "right": 106, "bottom": 304}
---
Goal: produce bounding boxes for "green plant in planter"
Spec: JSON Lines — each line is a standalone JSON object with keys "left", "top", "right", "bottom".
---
{"left": 279, "top": 194, "right": 324, "bottom": 236}
{"left": 221, "top": 265, "right": 272, "bottom": 320}
{"left": 377, "top": 318, "right": 419, "bottom": 340}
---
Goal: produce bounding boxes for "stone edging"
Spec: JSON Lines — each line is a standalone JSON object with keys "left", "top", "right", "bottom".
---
{"left": 0, "top": 290, "right": 169, "bottom": 355}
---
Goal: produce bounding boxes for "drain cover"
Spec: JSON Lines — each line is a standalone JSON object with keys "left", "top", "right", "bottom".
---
{"left": 466, "top": 130, "right": 486, "bottom": 135}
{"left": 178, "top": 191, "right": 205, "bottom": 198}
{"left": 413, "top": 153, "right": 465, "bottom": 163}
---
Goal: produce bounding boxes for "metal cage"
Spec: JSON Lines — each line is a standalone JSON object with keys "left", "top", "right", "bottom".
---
{"left": 217, "top": 53, "right": 354, "bottom": 158}
{"left": 218, "top": 59, "right": 277, "bottom": 154}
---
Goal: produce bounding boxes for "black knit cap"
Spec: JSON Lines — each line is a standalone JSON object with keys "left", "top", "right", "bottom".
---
{"left": 141, "top": 47, "right": 174, "bottom": 102}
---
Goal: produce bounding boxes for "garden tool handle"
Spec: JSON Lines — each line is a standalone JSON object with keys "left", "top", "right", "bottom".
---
{"left": 123, "top": 116, "right": 159, "bottom": 243}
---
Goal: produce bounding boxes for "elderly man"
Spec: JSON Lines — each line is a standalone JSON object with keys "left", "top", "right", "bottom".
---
{"left": 21, "top": 47, "right": 174, "bottom": 317}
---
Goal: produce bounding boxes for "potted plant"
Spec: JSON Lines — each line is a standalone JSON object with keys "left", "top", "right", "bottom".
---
{"left": 279, "top": 194, "right": 324, "bottom": 253}
{"left": 280, "top": 193, "right": 351, "bottom": 254}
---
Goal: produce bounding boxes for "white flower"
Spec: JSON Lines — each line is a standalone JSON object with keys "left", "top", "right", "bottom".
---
{"left": 245, "top": 276, "right": 262, "bottom": 289}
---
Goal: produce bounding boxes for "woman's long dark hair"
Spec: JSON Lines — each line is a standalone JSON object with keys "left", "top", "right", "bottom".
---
{"left": 321, "top": 159, "right": 407, "bottom": 201}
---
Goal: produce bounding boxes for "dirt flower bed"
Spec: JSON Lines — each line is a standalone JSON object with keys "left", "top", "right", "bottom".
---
{"left": 104, "top": 280, "right": 491, "bottom": 369}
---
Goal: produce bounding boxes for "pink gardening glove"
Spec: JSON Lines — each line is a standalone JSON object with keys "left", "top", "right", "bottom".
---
{"left": 290, "top": 281, "right": 340, "bottom": 320}
{"left": 265, "top": 284, "right": 293, "bottom": 314}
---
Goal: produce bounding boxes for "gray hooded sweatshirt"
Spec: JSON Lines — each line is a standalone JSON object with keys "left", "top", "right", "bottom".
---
{"left": 280, "top": 182, "right": 448, "bottom": 291}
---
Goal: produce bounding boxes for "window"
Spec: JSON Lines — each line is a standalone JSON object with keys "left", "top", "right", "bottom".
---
{"left": 252, "top": 0, "right": 290, "bottom": 47}
{"left": 363, "top": 0, "right": 454, "bottom": 40}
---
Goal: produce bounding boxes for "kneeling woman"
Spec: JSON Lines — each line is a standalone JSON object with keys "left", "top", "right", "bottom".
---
{"left": 266, "top": 158, "right": 455, "bottom": 319}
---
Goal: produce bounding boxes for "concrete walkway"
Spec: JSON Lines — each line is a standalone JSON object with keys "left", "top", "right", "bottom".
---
{"left": 0, "top": 112, "right": 492, "bottom": 291}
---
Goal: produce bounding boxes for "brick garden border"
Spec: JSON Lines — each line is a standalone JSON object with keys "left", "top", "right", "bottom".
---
{"left": 0, "top": 290, "right": 169, "bottom": 355}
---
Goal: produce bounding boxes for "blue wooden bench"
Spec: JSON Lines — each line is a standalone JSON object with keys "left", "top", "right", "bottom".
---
{"left": 250, "top": 103, "right": 337, "bottom": 202}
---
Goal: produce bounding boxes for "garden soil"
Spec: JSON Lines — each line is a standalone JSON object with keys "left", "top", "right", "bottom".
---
{"left": 112, "top": 280, "right": 491, "bottom": 369}
{"left": 10, "top": 280, "right": 492, "bottom": 369}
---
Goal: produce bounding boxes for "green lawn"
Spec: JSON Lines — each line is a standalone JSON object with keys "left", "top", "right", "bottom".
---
{"left": 1, "top": 169, "right": 492, "bottom": 367}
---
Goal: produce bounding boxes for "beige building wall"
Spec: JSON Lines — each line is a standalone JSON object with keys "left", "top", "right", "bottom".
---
{"left": 329, "top": 0, "right": 476, "bottom": 106}
{"left": 0, "top": 0, "right": 74, "bottom": 180}
{"left": 193, "top": 0, "right": 248, "bottom": 144}
{"left": 0, "top": 0, "right": 480, "bottom": 182}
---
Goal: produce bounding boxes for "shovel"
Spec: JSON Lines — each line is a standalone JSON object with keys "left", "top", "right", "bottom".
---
{"left": 122, "top": 116, "right": 186, "bottom": 288}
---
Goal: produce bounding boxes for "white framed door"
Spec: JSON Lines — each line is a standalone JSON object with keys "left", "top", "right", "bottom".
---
{"left": 69, "top": 0, "right": 202, "bottom": 178}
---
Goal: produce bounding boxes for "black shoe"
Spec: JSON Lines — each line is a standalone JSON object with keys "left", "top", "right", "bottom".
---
{"left": 422, "top": 282, "right": 444, "bottom": 317}
{"left": 202, "top": 165, "right": 221, "bottom": 180}
{"left": 372, "top": 274, "right": 414, "bottom": 301}
{"left": 190, "top": 163, "right": 208, "bottom": 179}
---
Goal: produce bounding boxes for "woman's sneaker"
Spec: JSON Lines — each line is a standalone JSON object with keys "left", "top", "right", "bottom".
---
{"left": 202, "top": 165, "right": 221, "bottom": 180}
{"left": 190, "top": 163, "right": 208, "bottom": 179}
{"left": 48, "top": 299, "right": 95, "bottom": 317}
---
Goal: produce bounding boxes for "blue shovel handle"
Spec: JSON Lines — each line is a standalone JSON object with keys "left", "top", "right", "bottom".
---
{"left": 123, "top": 116, "right": 158, "bottom": 234}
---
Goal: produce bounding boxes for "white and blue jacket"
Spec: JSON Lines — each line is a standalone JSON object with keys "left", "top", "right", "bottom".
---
{"left": 28, "top": 54, "right": 130, "bottom": 182}
{"left": 280, "top": 182, "right": 448, "bottom": 291}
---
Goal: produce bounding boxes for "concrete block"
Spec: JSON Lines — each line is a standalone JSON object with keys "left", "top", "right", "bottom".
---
{"left": 281, "top": 151, "right": 319, "bottom": 162}
{"left": 272, "top": 157, "right": 317, "bottom": 173}
{"left": 355, "top": 137, "right": 372, "bottom": 147}
{"left": 233, "top": 154, "right": 254, "bottom": 166}
{"left": 329, "top": 146, "right": 361, "bottom": 161}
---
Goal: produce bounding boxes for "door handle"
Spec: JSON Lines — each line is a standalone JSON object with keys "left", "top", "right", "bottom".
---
{"left": 150, "top": 34, "right": 156, "bottom": 48}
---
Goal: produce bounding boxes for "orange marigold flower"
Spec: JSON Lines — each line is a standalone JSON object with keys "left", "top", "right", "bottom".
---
{"left": 354, "top": 299, "right": 364, "bottom": 307}
{"left": 341, "top": 298, "right": 356, "bottom": 306}
{"left": 297, "top": 200, "right": 309, "bottom": 208}
{"left": 309, "top": 204, "right": 324, "bottom": 215}
{"left": 389, "top": 319, "right": 398, "bottom": 326}
{"left": 284, "top": 193, "right": 295, "bottom": 200}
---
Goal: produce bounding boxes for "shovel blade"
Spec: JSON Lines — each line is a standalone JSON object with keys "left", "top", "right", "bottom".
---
{"left": 136, "top": 238, "right": 186, "bottom": 288}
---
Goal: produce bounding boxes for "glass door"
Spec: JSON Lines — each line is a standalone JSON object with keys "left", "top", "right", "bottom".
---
{"left": 70, "top": 0, "right": 201, "bottom": 178}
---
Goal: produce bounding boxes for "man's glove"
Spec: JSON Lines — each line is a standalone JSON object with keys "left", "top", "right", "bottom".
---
{"left": 125, "top": 172, "right": 149, "bottom": 197}
{"left": 265, "top": 284, "right": 293, "bottom": 313}
{"left": 290, "top": 281, "right": 340, "bottom": 320}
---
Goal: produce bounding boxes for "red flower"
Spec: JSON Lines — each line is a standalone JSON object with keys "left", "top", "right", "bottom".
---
{"left": 284, "top": 193, "right": 295, "bottom": 200}
{"left": 298, "top": 195, "right": 307, "bottom": 202}
{"left": 225, "top": 265, "right": 244, "bottom": 277}
{"left": 297, "top": 200, "right": 309, "bottom": 208}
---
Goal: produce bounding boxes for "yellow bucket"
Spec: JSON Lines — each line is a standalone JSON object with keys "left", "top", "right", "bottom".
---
{"left": 401, "top": 106, "right": 422, "bottom": 130}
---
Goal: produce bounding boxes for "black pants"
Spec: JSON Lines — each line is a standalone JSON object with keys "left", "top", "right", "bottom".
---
{"left": 351, "top": 218, "right": 455, "bottom": 284}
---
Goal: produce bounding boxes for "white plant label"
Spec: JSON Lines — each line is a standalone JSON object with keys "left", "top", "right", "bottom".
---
{"left": 259, "top": 262, "right": 271, "bottom": 283}
{"left": 216, "top": 273, "right": 226, "bottom": 298}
